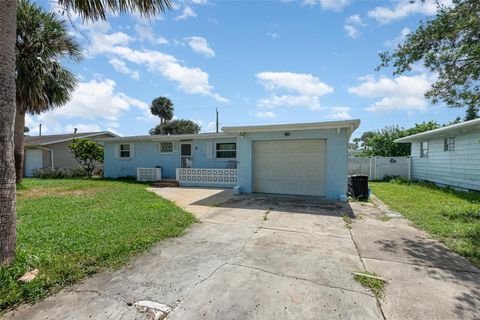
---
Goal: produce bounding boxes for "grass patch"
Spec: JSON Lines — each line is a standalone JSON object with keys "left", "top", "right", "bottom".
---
{"left": 342, "top": 213, "right": 353, "bottom": 229}
{"left": 370, "top": 181, "right": 480, "bottom": 268}
{"left": 353, "top": 271, "right": 386, "bottom": 299}
{"left": 1, "top": 179, "right": 197, "bottom": 311}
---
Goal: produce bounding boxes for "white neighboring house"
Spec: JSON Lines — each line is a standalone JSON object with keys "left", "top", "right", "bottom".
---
{"left": 24, "top": 131, "right": 118, "bottom": 177}
{"left": 395, "top": 118, "right": 480, "bottom": 191}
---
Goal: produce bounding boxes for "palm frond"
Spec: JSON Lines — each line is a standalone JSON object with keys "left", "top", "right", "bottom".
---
{"left": 57, "top": 0, "right": 172, "bottom": 21}
{"left": 16, "top": 0, "right": 81, "bottom": 114}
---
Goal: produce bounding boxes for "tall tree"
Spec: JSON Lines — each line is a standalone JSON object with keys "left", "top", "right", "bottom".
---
{"left": 150, "top": 119, "right": 201, "bottom": 135}
{"left": 0, "top": 0, "right": 172, "bottom": 265}
{"left": 0, "top": 0, "right": 17, "bottom": 266}
{"left": 464, "top": 105, "right": 479, "bottom": 121}
{"left": 15, "top": 0, "right": 82, "bottom": 184}
{"left": 378, "top": 0, "right": 480, "bottom": 117}
{"left": 150, "top": 97, "right": 174, "bottom": 134}
{"left": 365, "top": 121, "right": 440, "bottom": 157}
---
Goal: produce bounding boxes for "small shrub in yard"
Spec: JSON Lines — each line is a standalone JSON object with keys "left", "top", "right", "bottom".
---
{"left": 69, "top": 138, "right": 104, "bottom": 177}
{"left": 32, "top": 167, "right": 87, "bottom": 179}
{"left": 381, "top": 175, "right": 401, "bottom": 182}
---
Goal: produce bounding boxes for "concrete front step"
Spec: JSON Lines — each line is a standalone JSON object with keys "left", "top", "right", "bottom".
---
{"left": 150, "top": 180, "right": 180, "bottom": 188}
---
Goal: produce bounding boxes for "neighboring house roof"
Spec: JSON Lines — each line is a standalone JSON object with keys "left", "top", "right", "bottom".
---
{"left": 395, "top": 118, "right": 480, "bottom": 143}
{"left": 99, "top": 132, "right": 234, "bottom": 143}
{"left": 222, "top": 119, "right": 361, "bottom": 134}
{"left": 24, "top": 131, "right": 118, "bottom": 147}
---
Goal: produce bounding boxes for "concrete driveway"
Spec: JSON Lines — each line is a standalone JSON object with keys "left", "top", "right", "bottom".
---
{"left": 5, "top": 188, "right": 479, "bottom": 320}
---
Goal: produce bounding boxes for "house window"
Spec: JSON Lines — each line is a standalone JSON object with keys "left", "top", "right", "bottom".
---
{"left": 158, "top": 141, "right": 174, "bottom": 153}
{"left": 216, "top": 142, "right": 236, "bottom": 159}
{"left": 119, "top": 143, "right": 132, "bottom": 158}
{"left": 444, "top": 137, "right": 455, "bottom": 151}
{"left": 420, "top": 141, "right": 428, "bottom": 158}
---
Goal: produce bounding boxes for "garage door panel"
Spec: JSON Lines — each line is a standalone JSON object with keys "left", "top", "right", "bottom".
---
{"left": 253, "top": 139, "right": 325, "bottom": 196}
{"left": 254, "top": 141, "right": 284, "bottom": 152}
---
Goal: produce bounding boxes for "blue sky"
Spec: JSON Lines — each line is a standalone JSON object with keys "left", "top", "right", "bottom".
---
{"left": 29, "top": 0, "right": 463, "bottom": 139}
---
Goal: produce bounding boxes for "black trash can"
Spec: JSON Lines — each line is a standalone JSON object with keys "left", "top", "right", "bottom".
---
{"left": 348, "top": 175, "right": 369, "bottom": 200}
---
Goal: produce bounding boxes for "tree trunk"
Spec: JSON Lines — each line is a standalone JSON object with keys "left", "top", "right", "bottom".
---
{"left": 14, "top": 107, "right": 25, "bottom": 184}
{"left": 0, "top": 0, "right": 17, "bottom": 265}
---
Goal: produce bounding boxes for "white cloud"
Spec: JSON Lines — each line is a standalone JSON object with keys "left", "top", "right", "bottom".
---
{"left": 258, "top": 95, "right": 324, "bottom": 110}
{"left": 256, "top": 72, "right": 333, "bottom": 110}
{"left": 38, "top": 79, "right": 150, "bottom": 129}
{"left": 88, "top": 31, "right": 133, "bottom": 56}
{"left": 267, "top": 32, "right": 279, "bottom": 39}
{"left": 344, "top": 15, "right": 366, "bottom": 39}
{"left": 184, "top": 36, "right": 215, "bottom": 58}
{"left": 384, "top": 27, "right": 411, "bottom": 47}
{"left": 175, "top": 5, "right": 197, "bottom": 20}
{"left": 303, "top": 0, "right": 350, "bottom": 11}
{"left": 328, "top": 107, "right": 352, "bottom": 119}
{"left": 368, "top": 0, "right": 452, "bottom": 24}
{"left": 255, "top": 111, "right": 276, "bottom": 119}
{"left": 348, "top": 74, "right": 435, "bottom": 112}
{"left": 88, "top": 31, "right": 227, "bottom": 102}
{"left": 134, "top": 24, "right": 169, "bottom": 45}
{"left": 156, "top": 37, "right": 169, "bottom": 45}
{"left": 257, "top": 72, "right": 333, "bottom": 96}
{"left": 109, "top": 58, "right": 140, "bottom": 80}
{"left": 64, "top": 123, "right": 102, "bottom": 133}
{"left": 25, "top": 114, "right": 45, "bottom": 135}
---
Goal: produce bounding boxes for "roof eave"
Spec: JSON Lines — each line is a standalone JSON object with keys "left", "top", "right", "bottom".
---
{"left": 222, "top": 119, "right": 361, "bottom": 134}
{"left": 394, "top": 118, "right": 480, "bottom": 143}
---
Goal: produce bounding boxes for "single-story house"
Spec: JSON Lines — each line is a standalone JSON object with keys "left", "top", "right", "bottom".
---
{"left": 395, "top": 118, "right": 480, "bottom": 191}
{"left": 102, "top": 120, "right": 360, "bottom": 200}
{"left": 24, "top": 131, "right": 118, "bottom": 177}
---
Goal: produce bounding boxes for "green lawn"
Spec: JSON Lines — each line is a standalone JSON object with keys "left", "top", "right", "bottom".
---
{"left": 370, "top": 181, "right": 480, "bottom": 268}
{"left": 0, "top": 179, "right": 196, "bottom": 311}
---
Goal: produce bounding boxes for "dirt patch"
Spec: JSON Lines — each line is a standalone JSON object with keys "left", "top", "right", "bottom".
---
{"left": 18, "top": 187, "right": 101, "bottom": 199}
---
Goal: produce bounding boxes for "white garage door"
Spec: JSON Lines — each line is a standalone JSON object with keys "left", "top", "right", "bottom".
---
{"left": 25, "top": 149, "right": 43, "bottom": 177}
{"left": 253, "top": 139, "right": 326, "bottom": 196}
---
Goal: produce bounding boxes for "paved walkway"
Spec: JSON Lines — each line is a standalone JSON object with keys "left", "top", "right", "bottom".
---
{"left": 4, "top": 188, "right": 479, "bottom": 320}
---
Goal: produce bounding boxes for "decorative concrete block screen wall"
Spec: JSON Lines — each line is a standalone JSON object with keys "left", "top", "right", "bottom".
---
{"left": 176, "top": 168, "right": 237, "bottom": 187}
{"left": 137, "top": 168, "right": 162, "bottom": 182}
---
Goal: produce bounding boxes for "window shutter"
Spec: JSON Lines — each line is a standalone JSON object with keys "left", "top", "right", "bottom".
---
{"left": 173, "top": 142, "right": 178, "bottom": 152}
{"left": 130, "top": 143, "right": 134, "bottom": 158}
{"left": 206, "top": 142, "right": 213, "bottom": 159}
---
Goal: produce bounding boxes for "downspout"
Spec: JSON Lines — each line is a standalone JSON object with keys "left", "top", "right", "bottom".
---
{"left": 37, "top": 146, "right": 54, "bottom": 168}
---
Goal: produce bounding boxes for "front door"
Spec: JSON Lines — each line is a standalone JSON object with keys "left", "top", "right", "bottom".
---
{"left": 180, "top": 143, "right": 193, "bottom": 168}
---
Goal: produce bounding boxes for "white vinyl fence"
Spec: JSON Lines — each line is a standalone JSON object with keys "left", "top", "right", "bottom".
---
{"left": 348, "top": 156, "right": 411, "bottom": 180}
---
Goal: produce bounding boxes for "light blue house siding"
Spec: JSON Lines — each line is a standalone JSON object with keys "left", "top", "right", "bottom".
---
{"left": 410, "top": 130, "right": 480, "bottom": 191}
{"left": 236, "top": 128, "right": 349, "bottom": 199}
{"left": 102, "top": 120, "right": 360, "bottom": 200}
{"left": 103, "top": 137, "right": 237, "bottom": 179}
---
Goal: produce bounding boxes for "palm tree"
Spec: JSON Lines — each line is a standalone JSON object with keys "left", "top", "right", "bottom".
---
{"left": 15, "top": 0, "right": 83, "bottom": 184}
{"left": 150, "top": 97, "right": 174, "bottom": 134}
{"left": 0, "top": 0, "right": 172, "bottom": 265}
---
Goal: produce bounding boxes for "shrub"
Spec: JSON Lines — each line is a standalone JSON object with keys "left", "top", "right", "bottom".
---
{"left": 32, "top": 167, "right": 87, "bottom": 179}
{"left": 69, "top": 138, "right": 104, "bottom": 177}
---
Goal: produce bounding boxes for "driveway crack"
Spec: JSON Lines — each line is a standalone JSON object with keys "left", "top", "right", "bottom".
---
{"left": 227, "top": 262, "right": 375, "bottom": 298}
{"left": 167, "top": 213, "right": 266, "bottom": 317}
{"left": 348, "top": 227, "right": 387, "bottom": 320}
